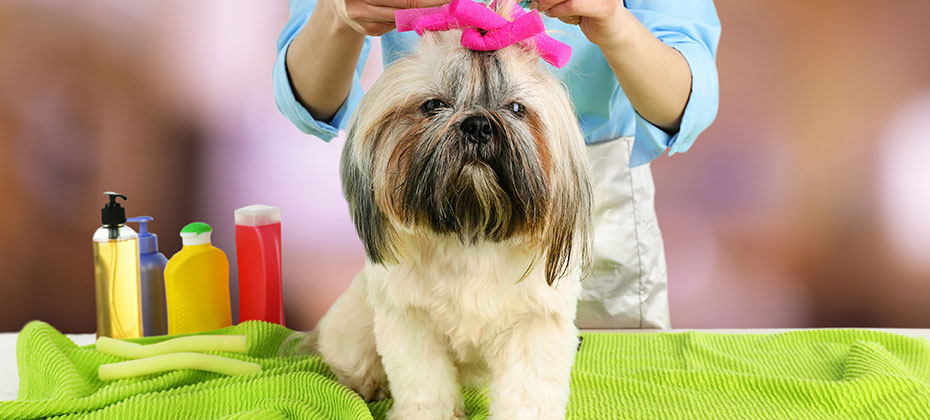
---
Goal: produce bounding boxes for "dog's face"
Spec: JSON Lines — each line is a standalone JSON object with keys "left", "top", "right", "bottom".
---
{"left": 341, "top": 30, "right": 591, "bottom": 285}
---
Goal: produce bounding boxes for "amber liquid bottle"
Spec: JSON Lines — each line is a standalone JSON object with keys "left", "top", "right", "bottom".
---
{"left": 93, "top": 192, "right": 143, "bottom": 339}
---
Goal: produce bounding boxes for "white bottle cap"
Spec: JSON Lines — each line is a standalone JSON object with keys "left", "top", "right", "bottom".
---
{"left": 235, "top": 204, "right": 281, "bottom": 227}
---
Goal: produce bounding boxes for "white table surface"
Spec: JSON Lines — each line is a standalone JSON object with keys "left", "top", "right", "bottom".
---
{"left": 1, "top": 332, "right": 96, "bottom": 401}
{"left": 2, "top": 329, "right": 928, "bottom": 401}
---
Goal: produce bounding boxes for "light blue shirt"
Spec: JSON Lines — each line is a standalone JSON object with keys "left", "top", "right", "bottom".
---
{"left": 274, "top": 0, "right": 720, "bottom": 167}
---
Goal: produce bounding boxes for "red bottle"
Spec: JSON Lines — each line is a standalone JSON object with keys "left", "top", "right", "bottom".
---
{"left": 235, "top": 205, "right": 284, "bottom": 325}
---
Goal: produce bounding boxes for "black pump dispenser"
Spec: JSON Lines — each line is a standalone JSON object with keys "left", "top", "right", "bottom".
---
{"left": 101, "top": 192, "right": 128, "bottom": 239}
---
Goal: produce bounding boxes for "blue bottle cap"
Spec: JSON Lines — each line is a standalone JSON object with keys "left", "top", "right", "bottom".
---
{"left": 127, "top": 216, "right": 159, "bottom": 255}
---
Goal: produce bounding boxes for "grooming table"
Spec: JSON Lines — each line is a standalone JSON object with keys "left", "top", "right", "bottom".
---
{"left": 3, "top": 328, "right": 929, "bottom": 401}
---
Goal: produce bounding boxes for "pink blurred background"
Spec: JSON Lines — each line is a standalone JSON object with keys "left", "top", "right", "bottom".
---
{"left": 1, "top": 1, "right": 928, "bottom": 333}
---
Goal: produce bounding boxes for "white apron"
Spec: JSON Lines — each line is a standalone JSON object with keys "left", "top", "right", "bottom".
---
{"left": 576, "top": 136, "right": 671, "bottom": 329}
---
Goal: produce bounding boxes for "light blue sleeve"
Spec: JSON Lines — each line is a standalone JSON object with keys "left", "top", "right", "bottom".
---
{"left": 624, "top": 0, "right": 721, "bottom": 167}
{"left": 273, "top": 0, "right": 372, "bottom": 141}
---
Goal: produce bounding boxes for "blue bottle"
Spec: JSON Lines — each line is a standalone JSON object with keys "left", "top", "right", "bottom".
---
{"left": 127, "top": 216, "right": 169, "bottom": 336}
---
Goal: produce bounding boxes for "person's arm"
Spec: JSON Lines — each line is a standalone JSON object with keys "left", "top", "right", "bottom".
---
{"left": 588, "top": 10, "right": 692, "bottom": 132}
{"left": 537, "top": 0, "right": 720, "bottom": 165}
{"left": 280, "top": 0, "right": 449, "bottom": 128}
{"left": 286, "top": 1, "right": 369, "bottom": 122}
{"left": 273, "top": 0, "right": 368, "bottom": 140}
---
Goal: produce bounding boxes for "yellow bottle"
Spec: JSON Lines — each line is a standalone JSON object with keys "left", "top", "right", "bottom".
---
{"left": 93, "top": 192, "right": 143, "bottom": 339}
{"left": 164, "top": 222, "right": 232, "bottom": 334}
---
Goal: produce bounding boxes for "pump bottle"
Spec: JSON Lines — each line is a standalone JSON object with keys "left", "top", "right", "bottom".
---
{"left": 93, "top": 192, "right": 142, "bottom": 339}
{"left": 126, "top": 216, "right": 169, "bottom": 336}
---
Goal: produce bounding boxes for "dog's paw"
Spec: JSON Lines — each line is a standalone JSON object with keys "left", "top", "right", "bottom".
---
{"left": 357, "top": 376, "right": 391, "bottom": 402}
{"left": 336, "top": 372, "right": 391, "bottom": 401}
{"left": 387, "top": 403, "right": 465, "bottom": 420}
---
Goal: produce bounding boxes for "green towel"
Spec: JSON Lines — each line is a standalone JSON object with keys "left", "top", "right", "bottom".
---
{"left": 2, "top": 321, "right": 930, "bottom": 419}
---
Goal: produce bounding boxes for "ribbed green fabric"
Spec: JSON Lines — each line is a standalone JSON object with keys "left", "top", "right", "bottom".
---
{"left": 3, "top": 321, "right": 929, "bottom": 419}
{"left": 566, "top": 330, "right": 930, "bottom": 420}
{"left": 1, "top": 321, "right": 372, "bottom": 420}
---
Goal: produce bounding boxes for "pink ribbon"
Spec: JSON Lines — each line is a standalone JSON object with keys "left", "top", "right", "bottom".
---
{"left": 395, "top": 0, "right": 572, "bottom": 68}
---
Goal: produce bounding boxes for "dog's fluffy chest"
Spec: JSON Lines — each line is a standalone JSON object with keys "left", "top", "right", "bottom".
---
{"left": 365, "top": 237, "right": 577, "bottom": 347}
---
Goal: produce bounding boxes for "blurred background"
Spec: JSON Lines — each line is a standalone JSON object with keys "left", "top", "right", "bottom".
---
{"left": 1, "top": 0, "right": 928, "bottom": 333}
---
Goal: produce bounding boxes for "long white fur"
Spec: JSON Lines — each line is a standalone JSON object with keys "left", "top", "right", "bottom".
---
{"left": 317, "top": 235, "right": 581, "bottom": 420}
{"left": 316, "top": 23, "right": 589, "bottom": 420}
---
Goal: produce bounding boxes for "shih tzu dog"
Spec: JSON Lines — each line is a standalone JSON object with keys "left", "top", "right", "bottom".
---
{"left": 312, "top": 5, "right": 592, "bottom": 419}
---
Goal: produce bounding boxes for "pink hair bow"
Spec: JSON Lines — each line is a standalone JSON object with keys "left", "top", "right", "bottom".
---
{"left": 395, "top": 0, "right": 572, "bottom": 68}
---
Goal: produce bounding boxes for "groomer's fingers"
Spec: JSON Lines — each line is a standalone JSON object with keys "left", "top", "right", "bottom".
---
{"left": 358, "top": 21, "right": 397, "bottom": 36}
{"left": 345, "top": 2, "right": 401, "bottom": 24}
{"left": 531, "top": 0, "right": 583, "bottom": 25}
{"left": 370, "top": 0, "right": 449, "bottom": 9}
{"left": 529, "top": 0, "right": 562, "bottom": 13}
{"left": 544, "top": 0, "right": 616, "bottom": 19}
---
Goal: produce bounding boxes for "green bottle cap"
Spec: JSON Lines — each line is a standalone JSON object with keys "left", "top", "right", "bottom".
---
{"left": 180, "top": 222, "right": 212, "bottom": 234}
{"left": 179, "top": 222, "right": 213, "bottom": 246}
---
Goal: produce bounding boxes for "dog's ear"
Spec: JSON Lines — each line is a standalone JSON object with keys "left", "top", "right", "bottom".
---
{"left": 539, "top": 84, "right": 593, "bottom": 286}
{"left": 541, "top": 161, "right": 591, "bottom": 286}
{"left": 340, "top": 133, "right": 398, "bottom": 265}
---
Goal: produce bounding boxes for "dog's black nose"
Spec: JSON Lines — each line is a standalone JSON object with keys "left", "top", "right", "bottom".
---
{"left": 460, "top": 115, "right": 493, "bottom": 144}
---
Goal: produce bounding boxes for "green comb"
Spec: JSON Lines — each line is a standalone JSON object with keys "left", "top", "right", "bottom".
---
{"left": 96, "top": 335, "right": 247, "bottom": 359}
{"left": 99, "top": 352, "right": 261, "bottom": 381}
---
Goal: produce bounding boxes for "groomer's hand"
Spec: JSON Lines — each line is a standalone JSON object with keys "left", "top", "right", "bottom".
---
{"left": 530, "top": 0, "right": 629, "bottom": 49}
{"left": 330, "top": 0, "right": 451, "bottom": 36}
{"left": 532, "top": 0, "right": 692, "bottom": 132}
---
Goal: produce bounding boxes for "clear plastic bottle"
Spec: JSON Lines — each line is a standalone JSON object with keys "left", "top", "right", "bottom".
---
{"left": 93, "top": 192, "right": 142, "bottom": 339}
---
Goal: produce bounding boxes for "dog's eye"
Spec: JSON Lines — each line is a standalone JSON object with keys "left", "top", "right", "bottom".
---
{"left": 506, "top": 102, "right": 526, "bottom": 118}
{"left": 420, "top": 99, "right": 449, "bottom": 117}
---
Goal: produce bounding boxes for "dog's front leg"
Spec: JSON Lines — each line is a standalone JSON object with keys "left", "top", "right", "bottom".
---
{"left": 487, "top": 315, "right": 577, "bottom": 420}
{"left": 374, "top": 307, "right": 465, "bottom": 420}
